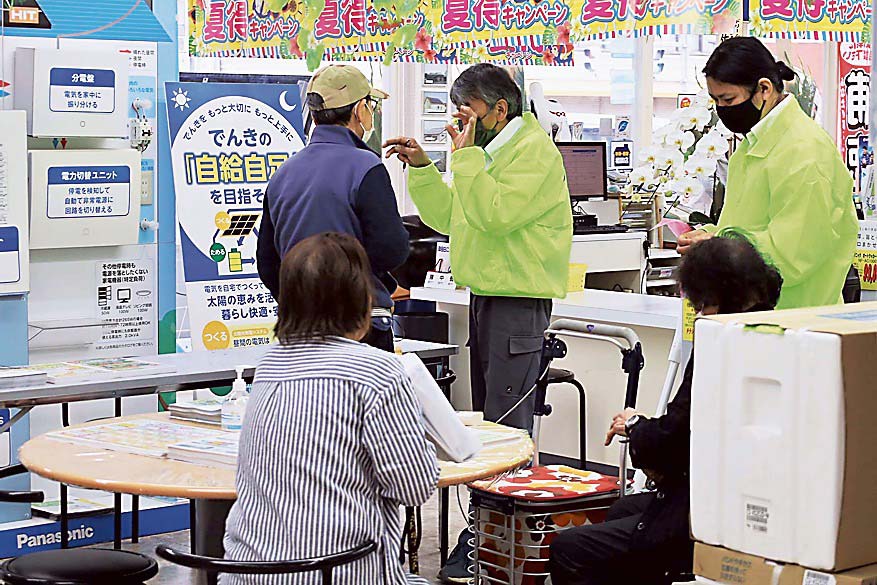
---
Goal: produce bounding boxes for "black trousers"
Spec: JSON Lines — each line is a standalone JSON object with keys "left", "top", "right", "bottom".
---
{"left": 548, "top": 493, "right": 672, "bottom": 585}
{"left": 469, "top": 295, "right": 552, "bottom": 432}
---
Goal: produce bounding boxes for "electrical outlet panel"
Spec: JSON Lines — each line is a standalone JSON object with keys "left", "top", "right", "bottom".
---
{"left": 29, "top": 149, "right": 142, "bottom": 249}
{"left": 14, "top": 48, "right": 129, "bottom": 138}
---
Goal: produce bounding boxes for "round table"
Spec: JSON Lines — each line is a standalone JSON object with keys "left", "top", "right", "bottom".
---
{"left": 19, "top": 412, "right": 534, "bottom": 581}
{"left": 19, "top": 412, "right": 534, "bottom": 495}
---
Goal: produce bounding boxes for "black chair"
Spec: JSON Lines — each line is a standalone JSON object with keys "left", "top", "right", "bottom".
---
{"left": 0, "top": 465, "right": 158, "bottom": 585}
{"left": 155, "top": 541, "right": 377, "bottom": 585}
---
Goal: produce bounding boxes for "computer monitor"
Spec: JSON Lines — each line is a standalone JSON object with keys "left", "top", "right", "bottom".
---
{"left": 556, "top": 142, "right": 608, "bottom": 201}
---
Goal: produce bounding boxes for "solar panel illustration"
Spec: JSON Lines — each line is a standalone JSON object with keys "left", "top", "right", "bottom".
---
{"left": 222, "top": 213, "right": 260, "bottom": 237}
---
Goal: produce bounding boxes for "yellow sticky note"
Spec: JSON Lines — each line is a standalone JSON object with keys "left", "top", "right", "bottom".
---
{"left": 853, "top": 248, "right": 877, "bottom": 291}
{"left": 682, "top": 297, "right": 696, "bottom": 342}
{"left": 567, "top": 263, "right": 588, "bottom": 292}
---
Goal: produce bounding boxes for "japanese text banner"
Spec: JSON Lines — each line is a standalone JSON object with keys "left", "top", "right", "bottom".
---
{"left": 165, "top": 82, "right": 306, "bottom": 351}
{"left": 187, "top": 0, "right": 741, "bottom": 64}
{"left": 747, "top": 0, "right": 869, "bottom": 41}
{"left": 837, "top": 42, "right": 871, "bottom": 192}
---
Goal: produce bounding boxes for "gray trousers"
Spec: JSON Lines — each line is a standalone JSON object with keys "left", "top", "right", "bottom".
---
{"left": 469, "top": 295, "right": 552, "bottom": 432}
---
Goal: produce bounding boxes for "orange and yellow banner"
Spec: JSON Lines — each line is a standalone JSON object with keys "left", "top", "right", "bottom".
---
{"left": 746, "top": 0, "right": 869, "bottom": 41}
{"left": 187, "top": 0, "right": 869, "bottom": 66}
{"left": 187, "top": 0, "right": 740, "bottom": 63}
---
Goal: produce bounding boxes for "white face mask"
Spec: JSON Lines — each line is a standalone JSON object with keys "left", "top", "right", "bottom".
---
{"left": 358, "top": 100, "right": 375, "bottom": 143}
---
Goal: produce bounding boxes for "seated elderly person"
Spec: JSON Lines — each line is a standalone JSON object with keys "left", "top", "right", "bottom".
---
{"left": 549, "top": 235, "right": 783, "bottom": 585}
{"left": 223, "top": 232, "right": 438, "bottom": 585}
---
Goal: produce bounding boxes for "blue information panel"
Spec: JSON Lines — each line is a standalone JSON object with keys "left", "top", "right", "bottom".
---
{"left": 49, "top": 67, "right": 116, "bottom": 114}
{"left": 46, "top": 166, "right": 131, "bottom": 219}
{"left": 0, "top": 227, "right": 20, "bottom": 284}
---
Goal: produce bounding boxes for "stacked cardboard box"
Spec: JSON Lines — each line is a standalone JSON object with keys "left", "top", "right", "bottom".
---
{"left": 695, "top": 544, "right": 877, "bottom": 585}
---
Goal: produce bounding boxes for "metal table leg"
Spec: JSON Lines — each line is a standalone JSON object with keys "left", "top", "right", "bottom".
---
{"left": 60, "top": 404, "right": 70, "bottom": 549}
{"left": 439, "top": 487, "right": 450, "bottom": 566}
{"left": 113, "top": 493, "right": 122, "bottom": 550}
{"left": 60, "top": 484, "right": 68, "bottom": 549}
{"left": 193, "top": 499, "right": 234, "bottom": 585}
{"left": 131, "top": 495, "right": 139, "bottom": 544}
{"left": 189, "top": 499, "right": 197, "bottom": 552}
{"left": 405, "top": 506, "right": 420, "bottom": 574}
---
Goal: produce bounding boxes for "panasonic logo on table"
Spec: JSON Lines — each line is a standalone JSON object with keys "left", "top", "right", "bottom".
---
{"left": 16, "top": 525, "right": 94, "bottom": 549}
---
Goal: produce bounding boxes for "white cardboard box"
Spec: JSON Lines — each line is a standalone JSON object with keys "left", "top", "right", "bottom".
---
{"left": 691, "top": 303, "right": 877, "bottom": 571}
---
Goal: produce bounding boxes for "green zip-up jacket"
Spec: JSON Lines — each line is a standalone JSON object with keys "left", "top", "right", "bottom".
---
{"left": 407, "top": 113, "right": 572, "bottom": 299}
{"left": 704, "top": 97, "right": 858, "bottom": 310}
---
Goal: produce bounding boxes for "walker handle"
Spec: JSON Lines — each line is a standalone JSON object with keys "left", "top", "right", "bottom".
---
{"left": 547, "top": 319, "right": 641, "bottom": 351}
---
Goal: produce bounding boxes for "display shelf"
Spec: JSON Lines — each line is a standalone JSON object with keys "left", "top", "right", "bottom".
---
{"left": 646, "top": 278, "right": 677, "bottom": 288}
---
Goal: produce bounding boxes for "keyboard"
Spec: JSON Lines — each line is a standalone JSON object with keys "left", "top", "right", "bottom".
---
{"left": 573, "top": 224, "right": 631, "bottom": 235}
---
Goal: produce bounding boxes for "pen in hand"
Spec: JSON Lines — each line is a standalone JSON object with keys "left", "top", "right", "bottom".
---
{"left": 402, "top": 140, "right": 411, "bottom": 170}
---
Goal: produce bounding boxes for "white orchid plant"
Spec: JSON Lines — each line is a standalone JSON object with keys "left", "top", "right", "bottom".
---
{"left": 624, "top": 90, "right": 733, "bottom": 226}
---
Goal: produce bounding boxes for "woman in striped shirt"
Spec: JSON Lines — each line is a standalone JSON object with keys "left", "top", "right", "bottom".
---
{"left": 223, "top": 232, "right": 439, "bottom": 585}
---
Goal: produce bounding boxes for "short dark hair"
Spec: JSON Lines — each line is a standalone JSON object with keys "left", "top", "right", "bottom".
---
{"left": 703, "top": 37, "right": 796, "bottom": 93}
{"left": 275, "top": 232, "right": 372, "bottom": 343}
{"left": 678, "top": 234, "right": 783, "bottom": 314}
{"left": 450, "top": 64, "right": 523, "bottom": 119}
{"left": 306, "top": 93, "right": 357, "bottom": 126}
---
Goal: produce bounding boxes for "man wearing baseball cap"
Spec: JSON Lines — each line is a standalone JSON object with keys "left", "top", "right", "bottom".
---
{"left": 256, "top": 65, "right": 408, "bottom": 351}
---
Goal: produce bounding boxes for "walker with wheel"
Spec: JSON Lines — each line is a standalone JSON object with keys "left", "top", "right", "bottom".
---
{"left": 468, "top": 319, "right": 645, "bottom": 585}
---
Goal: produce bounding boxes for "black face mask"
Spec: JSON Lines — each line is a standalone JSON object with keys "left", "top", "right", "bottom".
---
{"left": 715, "top": 92, "right": 766, "bottom": 135}
{"left": 473, "top": 116, "right": 500, "bottom": 148}
{"left": 458, "top": 107, "right": 501, "bottom": 148}
{"left": 475, "top": 118, "right": 499, "bottom": 148}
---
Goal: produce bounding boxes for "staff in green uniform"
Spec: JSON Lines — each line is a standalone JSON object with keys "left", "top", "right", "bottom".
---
{"left": 678, "top": 37, "right": 858, "bottom": 310}
{"left": 384, "top": 64, "right": 571, "bottom": 435}
{"left": 384, "top": 64, "right": 572, "bottom": 583}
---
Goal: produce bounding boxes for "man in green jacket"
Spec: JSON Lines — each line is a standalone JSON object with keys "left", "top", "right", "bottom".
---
{"left": 386, "top": 63, "right": 572, "bottom": 583}
{"left": 385, "top": 64, "right": 572, "bottom": 432}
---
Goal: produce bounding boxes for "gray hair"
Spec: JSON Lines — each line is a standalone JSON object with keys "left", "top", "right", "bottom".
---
{"left": 450, "top": 64, "right": 522, "bottom": 119}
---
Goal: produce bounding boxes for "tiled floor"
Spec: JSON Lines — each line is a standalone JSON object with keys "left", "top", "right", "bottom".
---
{"left": 129, "top": 487, "right": 471, "bottom": 584}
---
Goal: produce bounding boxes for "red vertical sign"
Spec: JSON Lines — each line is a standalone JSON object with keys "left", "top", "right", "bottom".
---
{"left": 838, "top": 42, "right": 871, "bottom": 192}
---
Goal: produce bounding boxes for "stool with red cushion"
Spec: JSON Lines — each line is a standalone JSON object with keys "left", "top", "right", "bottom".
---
{"left": 469, "top": 465, "right": 624, "bottom": 585}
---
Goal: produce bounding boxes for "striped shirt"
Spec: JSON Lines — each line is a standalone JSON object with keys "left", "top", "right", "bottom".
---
{"left": 222, "top": 337, "right": 439, "bottom": 585}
